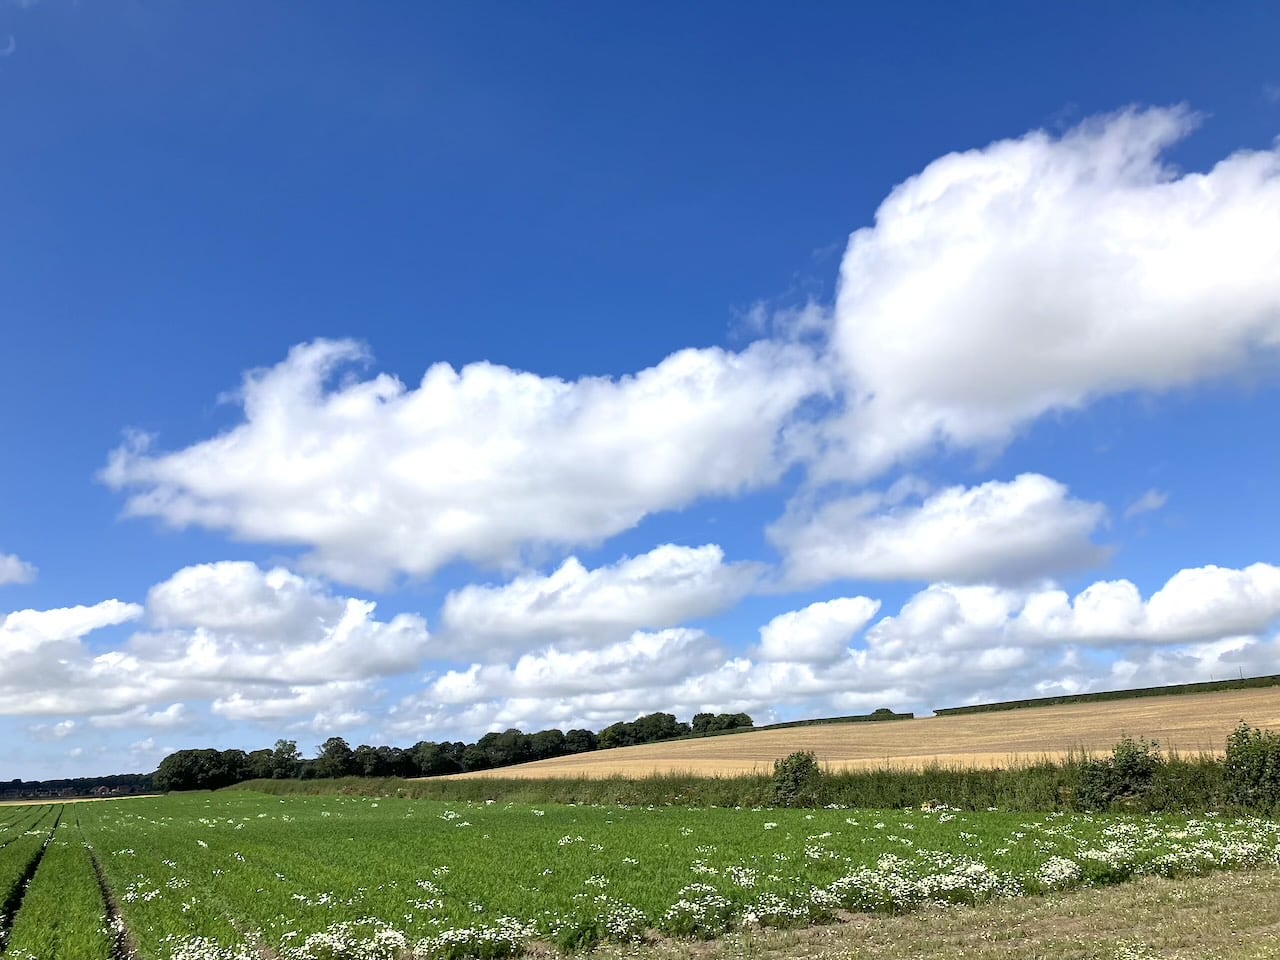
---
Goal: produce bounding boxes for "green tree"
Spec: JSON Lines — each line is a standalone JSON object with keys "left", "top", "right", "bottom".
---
{"left": 412, "top": 741, "right": 462, "bottom": 777}
{"left": 528, "top": 729, "right": 567, "bottom": 761}
{"left": 315, "top": 737, "right": 355, "bottom": 779}
{"left": 246, "top": 749, "right": 274, "bottom": 780}
{"left": 271, "top": 739, "right": 301, "bottom": 779}
{"left": 564, "top": 729, "right": 597, "bottom": 753}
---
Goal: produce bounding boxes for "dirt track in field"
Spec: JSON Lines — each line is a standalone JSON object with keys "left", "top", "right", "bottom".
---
{"left": 439, "top": 687, "right": 1280, "bottom": 779}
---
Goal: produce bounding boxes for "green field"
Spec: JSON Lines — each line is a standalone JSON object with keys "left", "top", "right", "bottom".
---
{"left": 0, "top": 792, "right": 1257, "bottom": 959}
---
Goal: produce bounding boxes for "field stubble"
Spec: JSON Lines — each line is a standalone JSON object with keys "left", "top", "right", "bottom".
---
{"left": 441, "top": 688, "right": 1280, "bottom": 780}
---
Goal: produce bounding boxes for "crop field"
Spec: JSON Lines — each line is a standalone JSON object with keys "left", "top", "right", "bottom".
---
{"left": 0, "top": 790, "right": 1268, "bottom": 960}
{"left": 446, "top": 686, "right": 1280, "bottom": 779}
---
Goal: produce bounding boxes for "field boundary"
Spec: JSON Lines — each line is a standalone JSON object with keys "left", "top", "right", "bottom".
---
{"left": 934, "top": 673, "right": 1280, "bottom": 715}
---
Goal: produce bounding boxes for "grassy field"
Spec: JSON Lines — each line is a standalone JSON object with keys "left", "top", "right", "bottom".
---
{"left": 442, "top": 686, "right": 1280, "bottom": 779}
{"left": 8, "top": 790, "right": 1266, "bottom": 959}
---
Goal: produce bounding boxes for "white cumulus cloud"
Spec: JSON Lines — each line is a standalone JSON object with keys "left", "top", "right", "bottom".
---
{"left": 136, "top": 561, "right": 431, "bottom": 686}
{"left": 1018, "top": 563, "right": 1280, "bottom": 645}
{"left": 757, "top": 596, "right": 881, "bottom": 662}
{"left": 440, "top": 543, "right": 760, "bottom": 657}
{"left": 822, "top": 105, "right": 1280, "bottom": 478}
{"left": 385, "top": 561, "right": 1280, "bottom": 738}
{"left": 0, "top": 562, "right": 429, "bottom": 722}
{"left": 771, "top": 474, "right": 1107, "bottom": 586}
{"left": 102, "top": 338, "right": 822, "bottom": 588}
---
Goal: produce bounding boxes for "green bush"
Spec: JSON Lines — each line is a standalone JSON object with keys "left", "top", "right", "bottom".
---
{"left": 1077, "top": 737, "right": 1163, "bottom": 810}
{"left": 1225, "top": 721, "right": 1280, "bottom": 811}
{"left": 772, "top": 750, "right": 823, "bottom": 807}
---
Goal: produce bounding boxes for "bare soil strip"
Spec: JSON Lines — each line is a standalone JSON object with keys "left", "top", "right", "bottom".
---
{"left": 82, "top": 822, "right": 137, "bottom": 960}
{"left": 443, "top": 686, "right": 1280, "bottom": 779}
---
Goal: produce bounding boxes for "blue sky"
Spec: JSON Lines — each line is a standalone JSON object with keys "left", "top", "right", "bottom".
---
{"left": 3, "top": 2, "right": 1280, "bottom": 779}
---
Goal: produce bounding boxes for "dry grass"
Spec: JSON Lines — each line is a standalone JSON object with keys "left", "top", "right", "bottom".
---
{"left": 589, "top": 868, "right": 1280, "bottom": 960}
{"left": 443, "top": 687, "right": 1280, "bottom": 779}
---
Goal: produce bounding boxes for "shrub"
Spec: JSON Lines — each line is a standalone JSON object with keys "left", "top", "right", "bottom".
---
{"left": 1225, "top": 721, "right": 1280, "bottom": 811}
{"left": 1077, "top": 737, "right": 1163, "bottom": 810}
{"left": 772, "top": 750, "right": 823, "bottom": 808}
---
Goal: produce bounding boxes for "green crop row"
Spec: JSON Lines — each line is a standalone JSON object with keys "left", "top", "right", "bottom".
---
{"left": 73, "top": 791, "right": 1280, "bottom": 960}
{"left": 4, "top": 819, "right": 114, "bottom": 960}
{"left": 0, "top": 807, "right": 59, "bottom": 946}
{"left": 0, "top": 805, "right": 49, "bottom": 846}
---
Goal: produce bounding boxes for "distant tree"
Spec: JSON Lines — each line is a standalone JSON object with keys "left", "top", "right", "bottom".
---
{"left": 692, "top": 712, "right": 753, "bottom": 734}
{"left": 246, "top": 749, "right": 274, "bottom": 780}
{"left": 478, "top": 729, "right": 532, "bottom": 768}
{"left": 460, "top": 744, "right": 491, "bottom": 772}
{"left": 564, "top": 729, "right": 598, "bottom": 753}
{"left": 352, "top": 744, "right": 382, "bottom": 777}
{"left": 597, "top": 721, "right": 635, "bottom": 750}
{"left": 271, "top": 739, "right": 301, "bottom": 779}
{"left": 412, "top": 741, "right": 462, "bottom": 777}
{"left": 631, "top": 712, "right": 688, "bottom": 743}
{"left": 154, "top": 748, "right": 250, "bottom": 792}
{"left": 315, "top": 737, "right": 355, "bottom": 779}
{"left": 220, "top": 749, "right": 250, "bottom": 785}
{"left": 376, "top": 745, "right": 412, "bottom": 778}
{"left": 528, "top": 729, "right": 567, "bottom": 761}
{"left": 154, "top": 750, "right": 204, "bottom": 792}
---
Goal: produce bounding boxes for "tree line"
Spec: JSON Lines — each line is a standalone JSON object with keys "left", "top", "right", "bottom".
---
{"left": 1, "top": 773, "right": 154, "bottom": 800}
{"left": 153, "top": 711, "right": 753, "bottom": 792}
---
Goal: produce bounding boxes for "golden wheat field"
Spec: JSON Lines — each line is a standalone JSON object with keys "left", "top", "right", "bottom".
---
{"left": 443, "top": 687, "right": 1280, "bottom": 779}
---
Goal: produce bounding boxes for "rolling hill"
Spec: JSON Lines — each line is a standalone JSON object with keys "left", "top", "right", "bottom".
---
{"left": 440, "top": 686, "right": 1280, "bottom": 779}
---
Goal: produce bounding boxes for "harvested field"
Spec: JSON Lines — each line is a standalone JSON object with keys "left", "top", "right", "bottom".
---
{"left": 442, "top": 686, "right": 1280, "bottom": 779}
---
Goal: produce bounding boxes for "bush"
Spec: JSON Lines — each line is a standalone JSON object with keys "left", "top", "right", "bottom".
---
{"left": 772, "top": 750, "right": 823, "bottom": 807}
{"left": 1225, "top": 720, "right": 1280, "bottom": 811}
{"left": 1077, "top": 736, "right": 1163, "bottom": 810}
